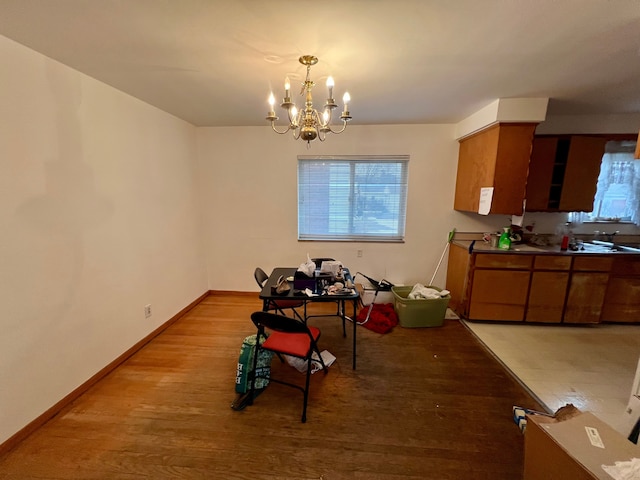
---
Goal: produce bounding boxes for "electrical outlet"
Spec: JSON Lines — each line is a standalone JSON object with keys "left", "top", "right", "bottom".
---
{"left": 144, "top": 304, "right": 152, "bottom": 318}
{"left": 357, "top": 249, "right": 363, "bottom": 257}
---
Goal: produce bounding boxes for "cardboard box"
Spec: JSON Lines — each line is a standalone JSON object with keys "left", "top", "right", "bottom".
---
{"left": 621, "top": 356, "right": 640, "bottom": 441}
{"left": 524, "top": 410, "right": 640, "bottom": 480}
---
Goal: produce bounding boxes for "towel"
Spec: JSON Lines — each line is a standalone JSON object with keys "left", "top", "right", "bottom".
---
{"left": 408, "top": 283, "right": 450, "bottom": 299}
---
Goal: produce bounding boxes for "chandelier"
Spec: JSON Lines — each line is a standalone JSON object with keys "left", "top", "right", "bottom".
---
{"left": 266, "top": 55, "right": 352, "bottom": 144}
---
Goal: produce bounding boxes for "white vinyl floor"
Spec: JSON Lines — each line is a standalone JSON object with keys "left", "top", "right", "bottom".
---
{"left": 460, "top": 318, "right": 640, "bottom": 435}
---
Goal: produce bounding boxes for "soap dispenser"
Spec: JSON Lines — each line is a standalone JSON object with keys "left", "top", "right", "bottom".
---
{"left": 498, "top": 227, "right": 512, "bottom": 250}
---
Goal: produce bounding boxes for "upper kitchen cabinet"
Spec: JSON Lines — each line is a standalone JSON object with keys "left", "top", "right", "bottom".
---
{"left": 454, "top": 123, "right": 537, "bottom": 215}
{"left": 525, "top": 135, "right": 607, "bottom": 212}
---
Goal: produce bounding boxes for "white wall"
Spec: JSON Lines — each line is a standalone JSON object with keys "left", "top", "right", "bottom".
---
{"left": 0, "top": 36, "right": 208, "bottom": 444}
{"left": 196, "top": 124, "right": 517, "bottom": 291}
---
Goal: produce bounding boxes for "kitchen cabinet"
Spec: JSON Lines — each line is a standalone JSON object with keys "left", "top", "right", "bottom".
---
{"left": 601, "top": 256, "right": 640, "bottom": 322}
{"left": 446, "top": 244, "right": 628, "bottom": 324}
{"left": 467, "top": 253, "right": 532, "bottom": 321}
{"left": 526, "top": 135, "right": 607, "bottom": 212}
{"left": 525, "top": 256, "right": 571, "bottom": 323}
{"left": 454, "top": 123, "right": 537, "bottom": 215}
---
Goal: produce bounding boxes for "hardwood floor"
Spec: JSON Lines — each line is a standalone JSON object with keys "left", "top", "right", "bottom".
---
{"left": 0, "top": 292, "right": 543, "bottom": 479}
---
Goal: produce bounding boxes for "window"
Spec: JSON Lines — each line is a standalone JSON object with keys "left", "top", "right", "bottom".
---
{"left": 298, "top": 156, "right": 409, "bottom": 241}
{"left": 573, "top": 140, "right": 640, "bottom": 224}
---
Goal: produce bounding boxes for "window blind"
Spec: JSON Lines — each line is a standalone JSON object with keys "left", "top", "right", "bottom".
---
{"left": 298, "top": 156, "right": 409, "bottom": 242}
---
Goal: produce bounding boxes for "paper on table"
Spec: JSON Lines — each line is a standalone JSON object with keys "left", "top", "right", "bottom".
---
{"left": 478, "top": 187, "right": 494, "bottom": 215}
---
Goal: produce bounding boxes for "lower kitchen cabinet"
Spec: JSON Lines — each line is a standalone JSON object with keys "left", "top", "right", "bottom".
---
{"left": 525, "top": 255, "right": 571, "bottom": 323}
{"left": 601, "top": 277, "right": 640, "bottom": 322}
{"left": 465, "top": 251, "right": 532, "bottom": 321}
{"left": 468, "top": 270, "right": 530, "bottom": 321}
{"left": 526, "top": 271, "right": 569, "bottom": 323}
{"left": 564, "top": 256, "right": 613, "bottom": 324}
{"left": 445, "top": 244, "right": 633, "bottom": 324}
{"left": 564, "top": 272, "right": 610, "bottom": 324}
{"left": 601, "top": 256, "right": 640, "bottom": 322}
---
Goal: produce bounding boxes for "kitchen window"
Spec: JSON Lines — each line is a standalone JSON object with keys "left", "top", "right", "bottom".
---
{"left": 297, "top": 156, "right": 409, "bottom": 242}
{"left": 571, "top": 140, "right": 640, "bottom": 224}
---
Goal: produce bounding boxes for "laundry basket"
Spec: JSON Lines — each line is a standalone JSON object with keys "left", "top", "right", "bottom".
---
{"left": 391, "top": 286, "right": 450, "bottom": 328}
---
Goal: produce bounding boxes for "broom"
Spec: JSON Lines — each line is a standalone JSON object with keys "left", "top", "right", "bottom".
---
{"left": 429, "top": 228, "right": 456, "bottom": 287}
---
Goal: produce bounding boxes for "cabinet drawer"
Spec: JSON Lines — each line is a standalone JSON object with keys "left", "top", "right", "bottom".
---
{"left": 572, "top": 256, "right": 613, "bottom": 272}
{"left": 533, "top": 255, "right": 571, "bottom": 270}
{"left": 474, "top": 254, "right": 532, "bottom": 269}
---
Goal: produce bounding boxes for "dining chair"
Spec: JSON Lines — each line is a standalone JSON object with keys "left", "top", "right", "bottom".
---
{"left": 311, "top": 257, "right": 335, "bottom": 269}
{"left": 254, "top": 267, "right": 304, "bottom": 321}
{"left": 248, "top": 311, "right": 327, "bottom": 422}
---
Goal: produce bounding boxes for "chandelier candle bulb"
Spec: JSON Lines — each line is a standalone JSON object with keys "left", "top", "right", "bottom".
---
{"left": 284, "top": 77, "right": 290, "bottom": 98}
{"left": 267, "top": 93, "right": 277, "bottom": 118}
{"left": 342, "top": 92, "right": 351, "bottom": 115}
{"left": 326, "top": 76, "right": 334, "bottom": 99}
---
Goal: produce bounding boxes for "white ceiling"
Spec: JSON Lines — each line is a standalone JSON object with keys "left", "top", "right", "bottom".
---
{"left": 1, "top": 0, "right": 639, "bottom": 127}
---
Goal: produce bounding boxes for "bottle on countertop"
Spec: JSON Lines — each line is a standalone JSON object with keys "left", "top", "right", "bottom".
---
{"left": 559, "top": 222, "right": 570, "bottom": 251}
{"left": 498, "top": 227, "right": 512, "bottom": 250}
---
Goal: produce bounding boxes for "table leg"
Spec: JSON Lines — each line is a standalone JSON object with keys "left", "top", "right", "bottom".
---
{"left": 352, "top": 298, "right": 357, "bottom": 370}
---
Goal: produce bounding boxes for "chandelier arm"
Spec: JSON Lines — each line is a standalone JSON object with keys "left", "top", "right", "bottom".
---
{"left": 270, "top": 122, "right": 293, "bottom": 135}
{"left": 323, "top": 120, "right": 348, "bottom": 135}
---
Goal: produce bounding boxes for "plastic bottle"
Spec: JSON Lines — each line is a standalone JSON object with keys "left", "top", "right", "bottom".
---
{"left": 560, "top": 234, "right": 569, "bottom": 251}
{"left": 498, "top": 227, "right": 511, "bottom": 250}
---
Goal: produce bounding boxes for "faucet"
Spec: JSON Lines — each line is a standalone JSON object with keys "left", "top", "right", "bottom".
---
{"left": 596, "top": 230, "right": 619, "bottom": 242}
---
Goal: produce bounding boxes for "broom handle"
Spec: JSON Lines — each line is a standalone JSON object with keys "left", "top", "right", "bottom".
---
{"left": 429, "top": 229, "right": 456, "bottom": 286}
{"left": 429, "top": 244, "right": 449, "bottom": 286}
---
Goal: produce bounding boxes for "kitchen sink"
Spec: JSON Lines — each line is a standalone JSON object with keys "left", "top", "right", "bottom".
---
{"left": 580, "top": 241, "right": 640, "bottom": 253}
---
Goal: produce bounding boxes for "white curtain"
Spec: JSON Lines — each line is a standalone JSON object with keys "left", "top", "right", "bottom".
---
{"left": 593, "top": 149, "right": 640, "bottom": 224}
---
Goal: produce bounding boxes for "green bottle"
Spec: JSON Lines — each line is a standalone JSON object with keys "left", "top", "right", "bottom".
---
{"left": 498, "top": 227, "right": 511, "bottom": 250}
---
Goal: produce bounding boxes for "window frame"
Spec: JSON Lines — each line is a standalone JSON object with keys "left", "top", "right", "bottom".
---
{"left": 297, "top": 155, "right": 409, "bottom": 242}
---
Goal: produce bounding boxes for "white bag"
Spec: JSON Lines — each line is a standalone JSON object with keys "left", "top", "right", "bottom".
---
{"left": 284, "top": 350, "right": 337, "bottom": 374}
{"left": 297, "top": 253, "right": 316, "bottom": 277}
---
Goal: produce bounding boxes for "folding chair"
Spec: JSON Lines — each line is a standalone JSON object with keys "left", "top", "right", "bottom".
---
{"left": 254, "top": 267, "right": 304, "bottom": 321}
{"left": 249, "top": 311, "right": 327, "bottom": 422}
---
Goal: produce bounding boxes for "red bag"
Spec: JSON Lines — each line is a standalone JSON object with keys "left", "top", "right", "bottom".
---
{"left": 356, "top": 303, "right": 398, "bottom": 334}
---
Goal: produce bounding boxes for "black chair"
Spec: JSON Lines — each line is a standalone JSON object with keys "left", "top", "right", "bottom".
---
{"left": 254, "top": 267, "right": 304, "bottom": 321}
{"left": 311, "top": 257, "right": 336, "bottom": 269}
{"left": 249, "top": 311, "right": 327, "bottom": 422}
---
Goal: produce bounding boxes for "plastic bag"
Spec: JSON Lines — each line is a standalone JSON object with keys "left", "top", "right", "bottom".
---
{"left": 297, "top": 253, "right": 316, "bottom": 277}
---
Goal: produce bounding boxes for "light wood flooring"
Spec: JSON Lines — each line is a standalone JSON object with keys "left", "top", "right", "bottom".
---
{"left": 0, "top": 292, "right": 544, "bottom": 479}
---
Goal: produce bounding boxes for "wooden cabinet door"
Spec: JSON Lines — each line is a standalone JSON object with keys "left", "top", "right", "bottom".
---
{"left": 446, "top": 244, "right": 471, "bottom": 316}
{"left": 601, "top": 256, "right": 640, "bottom": 322}
{"left": 526, "top": 272, "right": 569, "bottom": 323}
{"left": 454, "top": 123, "right": 536, "bottom": 215}
{"left": 564, "top": 273, "right": 609, "bottom": 323}
{"left": 526, "top": 135, "right": 606, "bottom": 212}
{"left": 601, "top": 277, "right": 640, "bottom": 322}
{"left": 559, "top": 136, "right": 607, "bottom": 212}
{"left": 468, "top": 270, "right": 530, "bottom": 321}
{"left": 526, "top": 137, "right": 558, "bottom": 211}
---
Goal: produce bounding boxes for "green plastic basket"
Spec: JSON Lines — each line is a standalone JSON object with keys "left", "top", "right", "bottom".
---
{"left": 391, "top": 285, "right": 450, "bottom": 328}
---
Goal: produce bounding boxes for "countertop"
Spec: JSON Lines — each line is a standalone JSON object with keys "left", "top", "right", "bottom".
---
{"left": 451, "top": 239, "right": 640, "bottom": 255}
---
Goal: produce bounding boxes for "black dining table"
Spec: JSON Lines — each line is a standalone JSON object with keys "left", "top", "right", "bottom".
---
{"left": 259, "top": 267, "right": 360, "bottom": 369}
